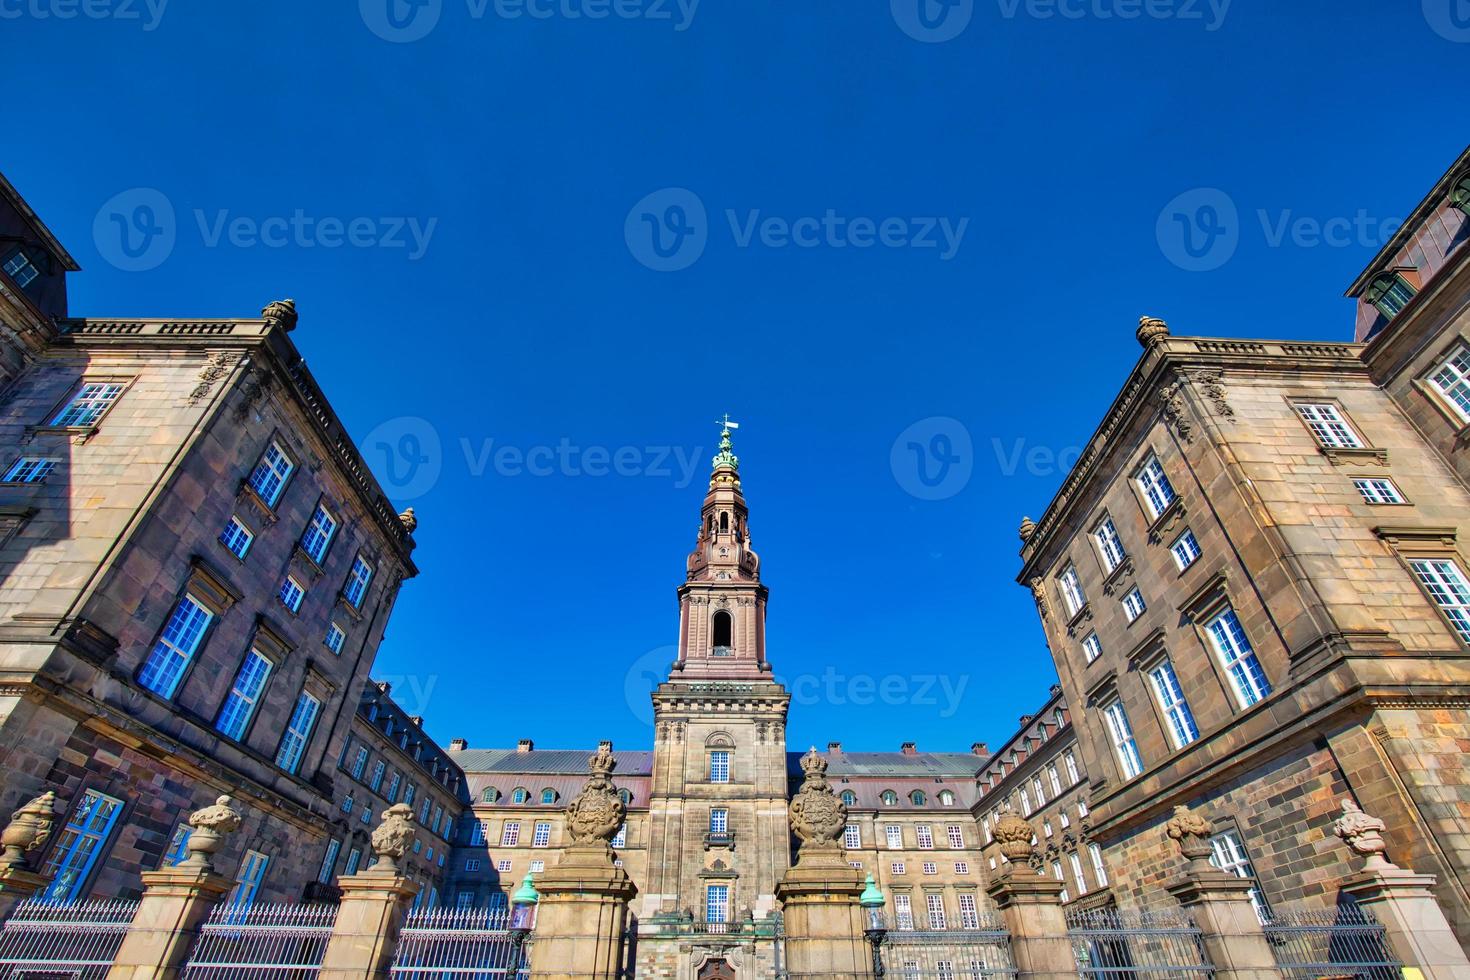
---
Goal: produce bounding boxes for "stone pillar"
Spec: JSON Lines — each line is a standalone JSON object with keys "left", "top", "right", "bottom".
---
{"left": 985, "top": 813, "right": 1074, "bottom": 980}
{"left": 1163, "top": 806, "right": 1277, "bottom": 980}
{"left": 319, "top": 803, "right": 421, "bottom": 980}
{"left": 1333, "top": 798, "right": 1470, "bottom": 979}
{"left": 107, "top": 796, "right": 240, "bottom": 980}
{"left": 0, "top": 790, "right": 59, "bottom": 920}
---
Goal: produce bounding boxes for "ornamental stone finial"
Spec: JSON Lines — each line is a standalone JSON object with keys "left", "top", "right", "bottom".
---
{"left": 1165, "top": 804, "right": 1214, "bottom": 873}
{"left": 565, "top": 742, "right": 626, "bottom": 845}
{"left": 1137, "top": 316, "right": 1170, "bottom": 348}
{"left": 399, "top": 507, "right": 418, "bottom": 534}
{"left": 1018, "top": 516, "right": 1037, "bottom": 543}
{"left": 371, "top": 803, "right": 418, "bottom": 872}
{"left": 1333, "top": 798, "right": 1394, "bottom": 871}
{"left": 711, "top": 416, "right": 740, "bottom": 474}
{"left": 184, "top": 795, "right": 242, "bottom": 871}
{"left": 993, "top": 811, "right": 1037, "bottom": 865}
{"left": 789, "top": 747, "right": 846, "bottom": 852}
{"left": 0, "top": 791, "right": 59, "bottom": 870}
{"left": 261, "top": 298, "right": 298, "bottom": 333}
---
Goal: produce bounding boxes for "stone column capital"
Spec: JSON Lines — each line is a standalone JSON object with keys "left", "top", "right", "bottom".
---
{"left": 1165, "top": 868, "right": 1258, "bottom": 907}
{"left": 985, "top": 868, "right": 1065, "bottom": 910}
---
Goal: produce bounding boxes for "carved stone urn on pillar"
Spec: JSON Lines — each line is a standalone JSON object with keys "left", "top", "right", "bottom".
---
{"left": 319, "top": 803, "right": 422, "bottom": 980}
{"left": 0, "top": 791, "right": 59, "bottom": 916}
{"left": 984, "top": 812, "right": 1075, "bottom": 980}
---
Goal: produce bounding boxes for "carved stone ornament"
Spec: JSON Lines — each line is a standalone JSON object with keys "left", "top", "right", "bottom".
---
{"left": 371, "top": 803, "right": 418, "bottom": 872}
{"left": 565, "top": 743, "right": 627, "bottom": 845}
{"left": 1333, "top": 798, "right": 1394, "bottom": 871}
{"left": 993, "top": 811, "right": 1036, "bottom": 863}
{"left": 1164, "top": 804, "right": 1214, "bottom": 871}
{"left": 1157, "top": 381, "right": 1193, "bottom": 442}
{"left": 261, "top": 298, "right": 299, "bottom": 332}
{"left": 1018, "top": 516, "right": 1037, "bottom": 543}
{"left": 0, "top": 791, "right": 58, "bottom": 870}
{"left": 185, "top": 795, "right": 242, "bottom": 871}
{"left": 1137, "top": 316, "right": 1170, "bottom": 348}
{"left": 1191, "top": 370, "right": 1234, "bottom": 419}
{"left": 789, "top": 747, "right": 847, "bottom": 851}
{"left": 188, "top": 352, "right": 242, "bottom": 405}
{"left": 399, "top": 507, "right": 418, "bottom": 534}
{"left": 1028, "top": 578, "right": 1051, "bottom": 622}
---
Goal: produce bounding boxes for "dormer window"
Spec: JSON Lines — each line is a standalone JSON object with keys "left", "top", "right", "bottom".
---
{"left": 2, "top": 248, "right": 39, "bottom": 288}
{"left": 881, "top": 790, "right": 898, "bottom": 806}
{"left": 541, "top": 789, "right": 557, "bottom": 805}
{"left": 841, "top": 790, "right": 856, "bottom": 806}
{"left": 910, "top": 790, "right": 926, "bottom": 806}
{"left": 1366, "top": 271, "right": 1417, "bottom": 320}
{"left": 512, "top": 787, "right": 529, "bottom": 804}
{"left": 1451, "top": 172, "right": 1470, "bottom": 216}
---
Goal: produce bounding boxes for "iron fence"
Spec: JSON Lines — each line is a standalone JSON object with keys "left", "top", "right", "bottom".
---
{"left": 1263, "top": 904, "right": 1400, "bottom": 979}
{"left": 389, "top": 906, "right": 532, "bottom": 979}
{"left": 180, "top": 901, "right": 336, "bottom": 979}
{"left": 1066, "top": 906, "right": 1214, "bottom": 979}
{"left": 0, "top": 898, "right": 139, "bottom": 979}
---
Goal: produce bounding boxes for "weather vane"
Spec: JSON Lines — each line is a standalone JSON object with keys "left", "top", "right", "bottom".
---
{"left": 717, "top": 413, "right": 740, "bottom": 432}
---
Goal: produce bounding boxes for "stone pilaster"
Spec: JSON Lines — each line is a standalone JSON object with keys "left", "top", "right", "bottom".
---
{"left": 775, "top": 848, "right": 870, "bottom": 979}
{"left": 1166, "top": 872, "right": 1277, "bottom": 980}
{"left": 1341, "top": 868, "right": 1470, "bottom": 978}
{"left": 317, "top": 868, "right": 419, "bottom": 980}
{"left": 106, "top": 865, "right": 231, "bottom": 980}
{"left": 986, "top": 866, "right": 1074, "bottom": 980}
{"left": 0, "top": 866, "right": 49, "bottom": 921}
{"left": 527, "top": 842, "right": 638, "bottom": 980}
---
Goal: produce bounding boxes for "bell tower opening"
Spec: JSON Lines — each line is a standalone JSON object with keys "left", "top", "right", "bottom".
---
{"left": 712, "top": 610, "right": 732, "bottom": 656}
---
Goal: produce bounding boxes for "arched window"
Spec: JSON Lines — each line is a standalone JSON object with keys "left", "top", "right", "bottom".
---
{"left": 481, "top": 787, "right": 499, "bottom": 803}
{"left": 712, "top": 611, "right": 733, "bottom": 656}
{"left": 618, "top": 789, "right": 633, "bottom": 806}
{"left": 840, "top": 790, "right": 856, "bottom": 806}
{"left": 910, "top": 790, "right": 926, "bottom": 806}
{"left": 541, "top": 789, "right": 557, "bottom": 805}
{"left": 881, "top": 790, "right": 898, "bottom": 806}
{"left": 511, "top": 787, "right": 529, "bottom": 804}
{"left": 1451, "top": 172, "right": 1470, "bottom": 215}
{"left": 938, "top": 790, "right": 955, "bottom": 807}
{"left": 1366, "top": 271, "right": 1417, "bottom": 320}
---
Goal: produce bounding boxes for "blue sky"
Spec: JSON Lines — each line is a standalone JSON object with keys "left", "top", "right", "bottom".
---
{"left": 7, "top": 0, "right": 1467, "bottom": 756}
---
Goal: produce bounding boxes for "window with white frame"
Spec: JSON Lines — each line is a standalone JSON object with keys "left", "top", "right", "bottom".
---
{"left": 1052, "top": 860, "right": 1069, "bottom": 902}
{"left": 3, "top": 248, "right": 39, "bottom": 287}
{"left": 1059, "top": 808, "right": 1071, "bottom": 828}
{"left": 922, "top": 861, "right": 937, "bottom": 875}
{"left": 1136, "top": 454, "right": 1177, "bottom": 519}
{"left": 891, "top": 861, "right": 906, "bottom": 874}
{"left": 1295, "top": 403, "right": 1363, "bottom": 449}
{"left": 886, "top": 825, "right": 903, "bottom": 849}
{"left": 926, "top": 893, "right": 947, "bottom": 929}
{"left": 343, "top": 555, "right": 374, "bottom": 609}
{"left": 275, "top": 691, "right": 320, "bottom": 774}
{"left": 532, "top": 822, "right": 551, "bottom": 847}
{"left": 611, "top": 823, "right": 627, "bottom": 848}
{"left": 1171, "top": 528, "right": 1202, "bottom": 570}
{"left": 247, "top": 441, "right": 294, "bottom": 506}
{"left": 1428, "top": 345, "right": 1470, "bottom": 422}
{"left": 495, "top": 859, "right": 512, "bottom": 873}
{"left": 946, "top": 825, "right": 964, "bottom": 849}
{"left": 709, "top": 750, "right": 730, "bottom": 783}
{"left": 1205, "top": 607, "right": 1273, "bottom": 706}
{"left": 349, "top": 746, "right": 369, "bottom": 779}
{"left": 894, "top": 894, "right": 914, "bottom": 930}
{"left": 1093, "top": 516, "right": 1128, "bottom": 572}
{"left": 1352, "top": 478, "right": 1405, "bottom": 504}
{"left": 706, "top": 884, "right": 730, "bottom": 924}
{"left": 228, "top": 850, "right": 270, "bottom": 909}
{"left": 1047, "top": 764, "right": 1062, "bottom": 796}
{"left": 1103, "top": 701, "right": 1144, "bottom": 779}
{"left": 279, "top": 576, "right": 305, "bottom": 614}
{"left": 456, "top": 891, "right": 475, "bottom": 909}
{"left": 938, "top": 790, "right": 955, "bottom": 806}
{"left": 41, "top": 790, "right": 123, "bottom": 902}
{"left": 1032, "top": 776, "right": 1046, "bottom": 806}
{"left": 317, "top": 839, "right": 341, "bottom": 883}
{"left": 138, "top": 594, "right": 214, "bottom": 698}
{"left": 1077, "top": 798, "right": 1089, "bottom": 818}
{"left": 1058, "top": 565, "right": 1087, "bottom": 617}
{"left": 710, "top": 809, "right": 728, "bottom": 834}
{"left": 843, "top": 823, "right": 860, "bottom": 849}
{"left": 983, "top": 816, "right": 993, "bottom": 843}
{"left": 1148, "top": 658, "right": 1200, "bottom": 749}
{"left": 215, "top": 649, "right": 273, "bottom": 741}
{"left": 468, "top": 820, "right": 487, "bottom": 846}
{"left": 1069, "top": 851, "right": 1088, "bottom": 895}
{"left": 162, "top": 823, "right": 192, "bottom": 868}
{"left": 1210, "top": 829, "right": 1268, "bottom": 919}
{"left": 1409, "top": 558, "right": 1470, "bottom": 643}
{"left": 1088, "top": 843, "right": 1108, "bottom": 886}
{"left": 1082, "top": 632, "right": 1103, "bottom": 664}
{"left": 219, "top": 517, "right": 254, "bottom": 559}
{"left": 345, "top": 849, "right": 362, "bottom": 875}
{"left": 1019, "top": 787, "right": 1031, "bottom": 817}
{"left": 958, "top": 893, "right": 980, "bottom": 929}
{"left": 1064, "top": 751, "right": 1079, "bottom": 784}
{"left": 501, "top": 823, "right": 520, "bottom": 846}
{"left": 1366, "top": 271, "right": 1416, "bottom": 320}
{"left": 324, "top": 623, "right": 346, "bottom": 655}
{"left": 954, "top": 861, "right": 969, "bottom": 875}
{"left": 300, "top": 503, "right": 339, "bottom": 564}
{"left": 916, "top": 825, "right": 934, "bottom": 849}
{"left": 1, "top": 456, "right": 56, "bottom": 483}
{"left": 370, "top": 760, "right": 386, "bottom": 792}
{"left": 530, "top": 860, "right": 545, "bottom": 872}
{"left": 1122, "top": 587, "right": 1147, "bottom": 623}
{"left": 51, "top": 382, "right": 125, "bottom": 428}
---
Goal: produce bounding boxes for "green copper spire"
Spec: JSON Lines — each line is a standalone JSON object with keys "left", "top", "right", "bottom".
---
{"left": 711, "top": 414, "right": 740, "bottom": 472}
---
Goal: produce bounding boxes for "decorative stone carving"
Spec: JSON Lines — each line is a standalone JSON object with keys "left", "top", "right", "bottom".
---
{"left": 1192, "top": 370, "right": 1234, "bottom": 419}
{"left": 1333, "top": 798, "right": 1394, "bottom": 871}
{"left": 1018, "top": 516, "right": 1036, "bottom": 543}
{"left": 0, "top": 791, "right": 58, "bottom": 870}
{"left": 565, "top": 743, "right": 627, "bottom": 845}
{"left": 1137, "top": 316, "right": 1170, "bottom": 348}
{"left": 789, "top": 747, "right": 847, "bottom": 851}
{"left": 188, "top": 351, "right": 242, "bottom": 405}
{"left": 992, "top": 811, "right": 1036, "bottom": 863}
{"left": 261, "top": 298, "right": 299, "bottom": 333}
{"left": 371, "top": 803, "right": 418, "bottom": 872}
{"left": 1028, "top": 578, "right": 1050, "bottom": 621}
{"left": 399, "top": 507, "right": 418, "bottom": 534}
{"left": 1157, "top": 381, "right": 1194, "bottom": 442}
{"left": 184, "top": 795, "right": 242, "bottom": 871}
{"left": 1165, "top": 804, "right": 1214, "bottom": 872}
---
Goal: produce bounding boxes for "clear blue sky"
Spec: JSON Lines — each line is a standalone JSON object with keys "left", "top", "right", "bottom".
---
{"left": 7, "top": 1, "right": 1466, "bottom": 756}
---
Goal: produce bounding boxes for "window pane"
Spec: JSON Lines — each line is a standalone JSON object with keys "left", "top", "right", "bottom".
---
{"left": 138, "top": 595, "right": 214, "bottom": 698}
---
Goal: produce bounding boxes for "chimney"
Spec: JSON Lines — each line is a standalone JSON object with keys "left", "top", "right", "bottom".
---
{"left": 1019, "top": 714, "right": 1034, "bottom": 726}
{"left": 827, "top": 741, "right": 843, "bottom": 754}
{"left": 517, "top": 739, "right": 534, "bottom": 753}
{"left": 971, "top": 742, "right": 988, "bottom": 756}
{"left": 449, "top": 738, "right": 468, "bottom": 752}
{"left": 900, "top": 742, "right": 917, "bottom": 755}
{"left": 409, "top": 715, "right": 424, "bottom": 727}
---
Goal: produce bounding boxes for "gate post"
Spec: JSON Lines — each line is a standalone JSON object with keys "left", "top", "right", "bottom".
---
{"left": 1162, "top": 806, "right": 1276, "bottom": 980}
{"left": 319, "top": 804, "right": 421, "bottom": 980}
{"left": 107, "top": 795, "right": 239, "bottom": 980}
{"left": 0, "top": 791, "right": 59, "bottom": 920}
{"left": 1333, "top": 798, "right": 1470, "bottom": 979}
{"left": 984, "top": 813, "right": 1074, "bottom": 980}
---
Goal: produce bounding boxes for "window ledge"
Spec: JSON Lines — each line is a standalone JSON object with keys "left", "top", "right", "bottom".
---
{"left": 1064, "top": 603, "right": 1093, "bottom": 635}
{"left": 1319, "top": 446, "right": 1389, "bottom": 467}
{"left": 1145, "top": 497, "right": 1186, "bottom": 543}
{"left": 23, "top": 424, "right": 97, "bottom": 445}
{"left": 1101, "top": 556, "right": 1135, "bottom": 596}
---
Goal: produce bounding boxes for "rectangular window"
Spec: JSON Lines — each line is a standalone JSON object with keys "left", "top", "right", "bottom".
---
{"left": 1070, "top": 850, "right": 1088, "bottom": 895}
{"left": 1059, "top": 809, "right": 1071, "bottom": 828}
{"left": 51, "top": 382, "right": 125, "bottom": 428}
{"left": 926, "top": 893, "right": 947, "bottom": 929}
{"left": 1148, "top": 658, "right": 1200, "bottom": 749}
{"left": 1058, "top": 565, "right": 1087, "bottom": 617}
{"left": 495, "top": 859, "right": 512, "bottom": 873}
{"left": 843, "top": 823, "right": 860, "bottom": 849}
{"left": 1, "top": 456, "right": 56, "bottom": 483}
{"left": 219, "top": 517, "right": 254, "bottom": 559}
{"left": 300, "top": 503, "right": 339, "bottom": 563}
{"left": 894, "top": 894, "right": 914, "bottom": 930}
{"left": 343, "top": 555, "right": 374, "bottom": 608}
{"left": 138, "top": 594, "right": 214, "bottom": 698}
{"left": 1205, "top": 607, "right": 1273, "bottom": 706}
{"left": 318, "top": 839, "right": 341, "bottom": 883}
{"left": 533, "top": 822, "right": 551, "bottom": 847}
{"left": 1103, "top": 701, "right": 1144, "bottom": 779}
{"left": 456, "top": 891, "right": 475, "bottom": 909}
{"left": 275, "top": 691, "right": 321, "bottom": 774}
{"left": 916, "top": 825, "right": 934, "bottom": 849}
{"left": 1088, "top": 843, "right": 1108, "bottom": 887}
{"left": 529, "top": 859, "right": 544, "bottom": 872}
{"left": 710, "top": 808, "right": 729, "bottom": 834}
{"left": 1077, "top": 798, "right": 1089, "bottom": 818}
{"left": 1296, "top": 403, "right": 1363, "bottom": 448}
{"left": 278, "top": 576, "right": 306, "bottom": 614}
{"left": 1093, "top": 517, "right": 1127, "bottom": 572}
{"left": 1352, "top": 477, "right": 1405, "bottom": 505}
{"left": 501, "top": 823, "right": 520, "bottom": 847}
{"left": 886, "top": 826, "right": 903, "bottom": 849}
{"left": 1428, "top": 345, "right": 1470, "bottom": 422}
{"left": 350, "top": 747, "right": 369, "bottom": 779}
{"left": 946, "top": 825, "right": 964, "bottom": 849}
{"left": 248, "top": 441, "right": 295, "bottom": 507}
{"left": 706, "top": 884, "right": 730, "bottom": 924}
{"left": 215, "top": 649, "right": 273, "bottom": 740}
{"left": 1409, "top": 558, "right": 1470, "bottom": 643}
{"left": 325, "top": 623, "right": 346, "bottom": 655}
{"left": 1171, "top": 529, "right": 1202, "bottom": 570}
{"left": 1082, "top": 632, "right": 1103, "bottom": 663}
{"left": 1019, "top": 788, "right": 1031, "bottom": 817}
{"left": 891, "top": 861, "right": 905, "bottom": 874}
{"left": 1137, "top": 454, "right": 1177, "bottom": 519}
{"left": 1064, "top": 752, "right": 1079, "bottom": 784}
{"left": 162, "top": 823, "right": 192, "bottom": 868}
{"left": 958, "top": 893, "right": 979, "bottom": 929}
{"left": 1032, "top": 776, "right": 1046, "bottom": 806}
{"left": 1053, "top": 860, "right": 1069, "bottom": 903}
{"left": 922, "top": 861, "right": 937, "bottom": 875}
{"left": 954, "top": 862, "right": 969, "bottom": 874}
{"left": 1047, "top": 764, "right": 1062, "bottom": 796}
{"left": 709, "top": 750, "right": 730, "bottom": 783}
{"left": 229, "top": 850, "right": 270, "bottom": 909}
{"left": 370, "top": 760, "right": 386, "bottom": 792}
{"left": 1122, "top": 587, "right": 1147, "bottom": 623}
{"left": 1210, "top": 830, "right": 1268, "bottom": 919}
{"left": 345, "top": 849, "right": 362, "bottom": 875}
{"left": 3, "top": 249, "right": 39, "bottom": 287}
{"left": 611, "top": 823, "right": 627, "bottom": 848}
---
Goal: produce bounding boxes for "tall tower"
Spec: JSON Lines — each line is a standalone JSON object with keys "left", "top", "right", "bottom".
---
{"left": 642, "top": 422, "right": 791, "bottom": 922}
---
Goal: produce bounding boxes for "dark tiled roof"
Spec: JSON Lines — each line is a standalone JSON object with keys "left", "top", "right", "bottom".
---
{"left": 450, "top": 748, "right": 655, "bottom": 776}
{"left": 789, "top": 751, "right": 983, "bottom": 778}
